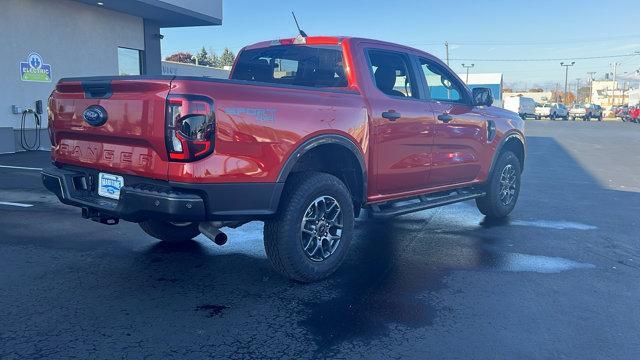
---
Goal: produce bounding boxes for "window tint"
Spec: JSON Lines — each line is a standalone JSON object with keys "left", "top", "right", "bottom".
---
{"left": 118, "top": 47, "right": 142, "bottom": 76}
{"left": 231, "top": 45, "right": 347, "bottom": 88}
{"left": 419, "top": 59, "right": 464, "bottom": 102}
{"left": 367, "top": 50, "right": 418, "bottom": 99}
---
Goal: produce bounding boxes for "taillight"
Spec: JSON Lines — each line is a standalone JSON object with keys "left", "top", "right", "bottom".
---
{"left": 165, "top": 95, "right": 215, "bottom": 162}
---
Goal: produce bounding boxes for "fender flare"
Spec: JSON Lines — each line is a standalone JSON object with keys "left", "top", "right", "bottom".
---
{"left": 487, "top": 131, "right": 526, "bottom": 178}
{"left": 276, "top": 134, "right": 367, "bottom": 204}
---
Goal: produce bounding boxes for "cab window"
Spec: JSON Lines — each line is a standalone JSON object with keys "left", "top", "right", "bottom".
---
{"left": 419, "top": 58, "right": 466, "bottom": 103}
{"left": 367, "top": 50, "right": 418, "bottom": 99}
{"left": 232, "top": 45, "right": 347, "bottom": 88}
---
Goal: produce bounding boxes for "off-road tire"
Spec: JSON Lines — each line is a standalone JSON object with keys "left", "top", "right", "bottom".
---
{"left": 476, "top": 151, "right": 522, "bottom": 219}
{"left": 264, "top": 172, "right": 354, "bottom": 283}
{"left": 139, "top": 220, "right": 200, "bottom": 242}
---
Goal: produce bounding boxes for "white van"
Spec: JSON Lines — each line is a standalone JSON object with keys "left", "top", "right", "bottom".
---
{"left": 504, "top": 96, "right": 536, "bottom": 119}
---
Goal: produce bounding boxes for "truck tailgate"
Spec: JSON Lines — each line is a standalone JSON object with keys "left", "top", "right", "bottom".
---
{"left": 49, "top": 78, "right": 173, "bottom": 180}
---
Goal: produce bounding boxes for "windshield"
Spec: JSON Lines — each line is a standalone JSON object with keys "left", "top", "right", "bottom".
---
{"left": 231, "top": 45, "right": 348, "bottom": 88}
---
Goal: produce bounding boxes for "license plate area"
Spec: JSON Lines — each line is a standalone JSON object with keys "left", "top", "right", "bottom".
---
{"left": 98, "top": 173, "right": 124, "bottom": 200}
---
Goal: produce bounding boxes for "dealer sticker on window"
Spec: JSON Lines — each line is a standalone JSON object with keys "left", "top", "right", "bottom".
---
{"left": 98, "top": 173, "right": 124, "bottom": 200}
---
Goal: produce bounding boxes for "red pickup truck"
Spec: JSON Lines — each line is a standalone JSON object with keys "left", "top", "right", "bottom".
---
{"left": 43, "top": 36, "right": 525, "bottom": 282}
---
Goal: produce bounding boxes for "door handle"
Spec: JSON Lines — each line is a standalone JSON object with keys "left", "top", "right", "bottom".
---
{"left": 382, "top": 111, "right": 401, "bottom": 121}
{"left": 437, "top": 113, "right": 453, "bottom": 123}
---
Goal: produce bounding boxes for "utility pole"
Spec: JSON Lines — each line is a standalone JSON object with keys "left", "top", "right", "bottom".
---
{"left": 462, "top": 63, "right": 474, "bottom": 84}
{"left": 575, "top": 78, "right": 581, "bottom": 104}
{"left": 555, "top": 83, "right": 560, "bottom": 102}
{"left": 561, "top": 62, "right": 575, "bottom": 104}
{"left": 587, "top": 72, "right": 596, "bottom": 103}
{"left": 610, "top": 62, "right": 621, "bottom": 106}
{"left": 444, "top": 41, "right": 450, "bottom": 66}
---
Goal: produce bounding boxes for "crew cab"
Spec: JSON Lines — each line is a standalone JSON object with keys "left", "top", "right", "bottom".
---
{"left": 535, "top": 103, "right": 568, "bottom": 120}
{"left": 43, "top": 36, "right": 525, "bottom": 282}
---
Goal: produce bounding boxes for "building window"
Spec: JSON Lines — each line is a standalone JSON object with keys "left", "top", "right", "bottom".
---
{"left": 118, "top": 47, "right": 143, "bottom": 75}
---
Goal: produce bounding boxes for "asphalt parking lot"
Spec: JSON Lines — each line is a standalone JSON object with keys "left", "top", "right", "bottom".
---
{"left": 1, "top": 120, "right": 639, "bottom": 359}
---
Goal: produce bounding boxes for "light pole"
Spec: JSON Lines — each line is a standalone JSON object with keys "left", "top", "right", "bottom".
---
{"left": 587, "top": 72, "right": 596, "bottom": 104}
{"left": 444, "top": 41, "right": 450, "bottom": 66}
{"left": 561, "top": 62, "right": 575, "bottom": 104}
{"left": 462, "top": 63, "right": 474, "bottom": 84}
{"left": 575, "top": 78, "right": 581, "bottom": 104}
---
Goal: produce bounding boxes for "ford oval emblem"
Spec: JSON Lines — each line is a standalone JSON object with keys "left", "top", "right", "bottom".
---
{"left": 83, "top": 105, "right": 108, "bottom": 127}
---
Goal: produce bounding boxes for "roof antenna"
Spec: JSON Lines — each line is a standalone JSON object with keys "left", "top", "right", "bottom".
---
{"left": 291, "top": 12, "right": 308, "bottom": 37}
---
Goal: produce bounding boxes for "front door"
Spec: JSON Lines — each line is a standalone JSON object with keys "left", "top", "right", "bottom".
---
{"left": 417, "top": 57, "right": 488, "bottom": 187}
{"left": 366, "top": 49, "right": 435, "bottom": 197}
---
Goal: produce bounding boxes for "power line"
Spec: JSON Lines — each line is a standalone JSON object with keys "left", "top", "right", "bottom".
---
{"left": 450, "top": 52, "right": 639, "bottom": 62}
{"left": 407, "top": 34, "right": 640, "bottom": 47}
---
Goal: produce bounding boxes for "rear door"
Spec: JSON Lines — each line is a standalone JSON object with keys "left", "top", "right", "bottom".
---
{"left": 49, "top": 77, "right": 173, "bottom": 180}
{"left": 416, "top": 57, "right": 488, "bottom": 187}
{"left": 363, "top": 48, "right": 435, "bottom": 196}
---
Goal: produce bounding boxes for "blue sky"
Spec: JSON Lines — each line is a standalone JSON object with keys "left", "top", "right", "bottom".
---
{"left": 161, "top": 0, "right": 640, "bottom": 90}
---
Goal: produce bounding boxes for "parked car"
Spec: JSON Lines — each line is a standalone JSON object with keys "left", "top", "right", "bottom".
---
{"left": 587, "top": 104, "right": 603, "bottom": 121}
{"left": 614, "top": 105, "right": 628, "bottom": 118}
{"left": 504, "top": 96, "right": 536, "bottom": 119}
{"left": 535, "top": 103, "right": 568, "bottom": 120}
{"left": 42, "top": 35, "right": 525, "bottom": 282}
{"left": 570, "top": 103, "right": 603, "bottom": 121}
{"left": 630, "top": 107, "right": 640, "bottom": 123}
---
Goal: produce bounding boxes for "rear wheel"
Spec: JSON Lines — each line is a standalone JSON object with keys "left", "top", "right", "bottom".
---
{"left": 477, "top": 151, "right": 522, "bottom": 219}
{"left": 139, "top": 220, "right": 200, "bottom": 242}
{"left": 264, "top": 172, "right": 354, "bottom": 283}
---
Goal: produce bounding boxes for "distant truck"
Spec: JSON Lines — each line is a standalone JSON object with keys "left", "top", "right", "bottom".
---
{"left": 535, "top": 103, "right": 568, "bottom": 120}
{"left": 42, "top": 35, "right": 526, "bottom": 282}
{"left": 504, "top": 96, "right": 536, "bottom": 119}
{"left": 570, "top": 104, "right": 603, "bottom": 121}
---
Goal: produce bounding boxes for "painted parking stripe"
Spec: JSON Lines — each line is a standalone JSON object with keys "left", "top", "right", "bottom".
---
{"left": 511, "top": 220, "right": 597, "bottom": 230}
{"left": 0, "top": 165, "right": 43, "bottom": 171}
{"left": 0, "top": 201, "right": 34, "bottom": 208}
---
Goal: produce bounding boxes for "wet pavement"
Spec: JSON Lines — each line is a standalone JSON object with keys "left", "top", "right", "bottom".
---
{"left": 1, "top": 121, "right": 639, "bottom": 359}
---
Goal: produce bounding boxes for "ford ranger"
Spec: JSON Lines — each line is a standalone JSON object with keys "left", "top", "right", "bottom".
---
{"left": 42, "top": 36, "right": 525, "bottom": 282}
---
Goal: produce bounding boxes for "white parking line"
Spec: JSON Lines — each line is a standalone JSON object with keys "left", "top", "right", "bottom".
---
{"left": 0, "top": 201, "right": 34, "bottom": 208}
{"left": 0, "top": 165, "right": 43, "bottom": 171}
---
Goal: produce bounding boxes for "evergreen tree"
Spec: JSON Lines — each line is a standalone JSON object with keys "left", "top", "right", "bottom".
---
{"left": 220, "top": 48, "right": 236, "bottom": 68}
{"left": 208, "top": 48, "right": 220, "bottom": 68}
{"left": 195, "top": 47, "right": 213, "bottom": 67}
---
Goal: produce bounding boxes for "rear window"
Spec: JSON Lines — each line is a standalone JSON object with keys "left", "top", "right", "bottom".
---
{"left": 231, "top": 45, "right": 348, "bottom": 88}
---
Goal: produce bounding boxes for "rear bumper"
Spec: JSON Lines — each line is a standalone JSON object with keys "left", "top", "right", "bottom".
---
{"left": 42, "top": 165, "right": 283, "bottom": 222}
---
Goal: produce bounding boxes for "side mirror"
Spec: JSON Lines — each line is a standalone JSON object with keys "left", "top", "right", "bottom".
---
{"left": 472, "top": 87, "right": 493, "bottom": 107}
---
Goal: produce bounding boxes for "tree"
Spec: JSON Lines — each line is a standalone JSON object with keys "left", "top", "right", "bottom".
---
{"left": 563, "top": 92, "right": 576, "bottom": 105}
{"left": 165, "top": 52, "right": 195, "bottom": 64}
{"left": 577, "top": 86, "right": 591, "bottom": 103}
{"left": 219, "top": 48, "right": 236, "bottom": 68}
{"left": 195, "top": 47, "right": 213, "bottom": 67}
{"left": 208, "top": 47, "right": 220, "bottom": 68}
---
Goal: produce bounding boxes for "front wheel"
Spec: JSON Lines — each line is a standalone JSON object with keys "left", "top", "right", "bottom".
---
{"left": 139, "top": 220, "right": 200, "bottom": 242}
{"left": 476, "top": 151, "right": 522, "bottom": 219}
{"left": 550, "top": 113, "right": 557, "bottom": 120}
{"left": 264, "top": 172, "right": 355, "bottom": 283}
